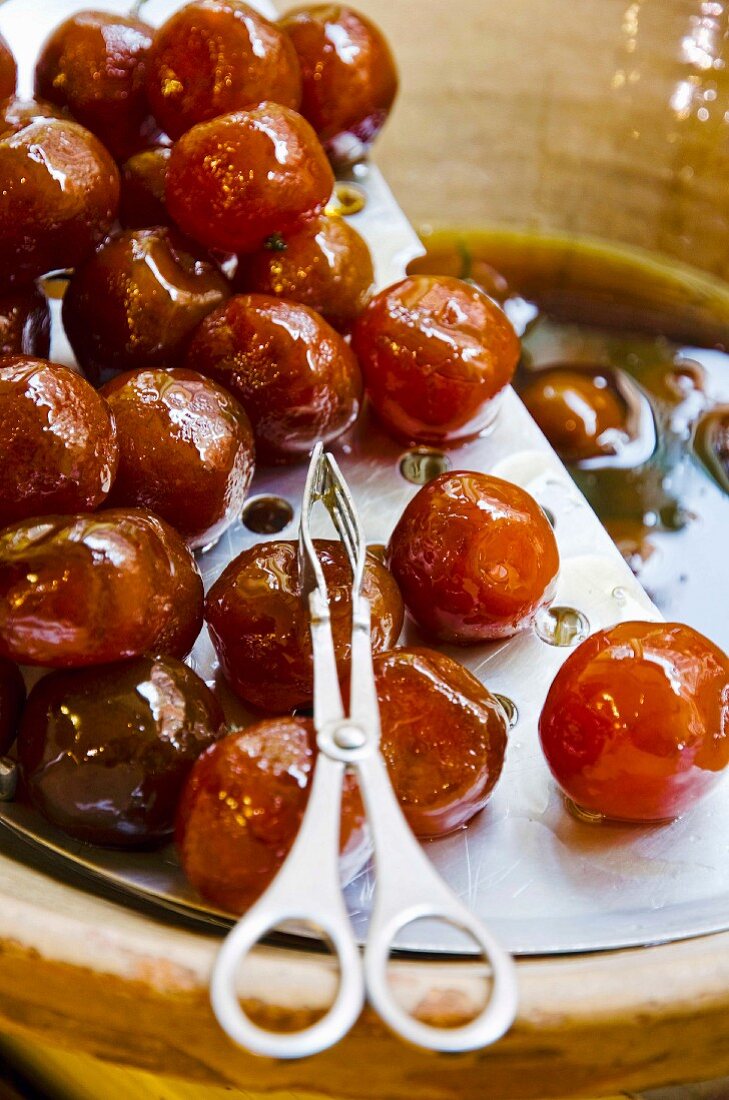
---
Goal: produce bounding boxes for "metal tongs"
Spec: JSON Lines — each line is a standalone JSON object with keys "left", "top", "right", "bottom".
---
{"left": 210, "top": 444, "right": 518, "bottom": 1058}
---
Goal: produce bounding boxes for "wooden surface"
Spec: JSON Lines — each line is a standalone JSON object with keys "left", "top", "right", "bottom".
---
{"left": 1, "top": 846, "right": 729, "bottom": 1099}
{"left": 1, "top": 1, "right": 729, "bottom": 1097}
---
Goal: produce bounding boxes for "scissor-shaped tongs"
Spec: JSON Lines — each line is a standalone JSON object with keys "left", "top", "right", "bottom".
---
{"left": 210, "top": 444, "right": 518, "bottom": 1057}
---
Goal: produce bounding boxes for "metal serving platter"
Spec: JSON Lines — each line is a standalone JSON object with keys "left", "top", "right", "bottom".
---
{"left": 2, "top": 0, "right": 729, "bottom": 958}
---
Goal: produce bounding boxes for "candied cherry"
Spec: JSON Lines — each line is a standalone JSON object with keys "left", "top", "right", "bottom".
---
{"left": 35, "top": 11, "right": 158, "bottom": 162}
{"left": 177, "top": 717, "right": 366, "bottom": 913}
{"left": 0, "top": 96, "right": 66, "bottom": 138}
{"left": 0, "top": 287, "right": 51, "bottom": 357}
{"left": 0, "top": 34, "right": 16, "bottom": 101}
{"left": 352, "top": 275, "right": 520, "bottom": 445}
{"left": 0, "top": 357, "right": 118, "bottom": 527}
{"left": 235, "top": 213, "right": 374, "bottom": 332}
{"left": 146, "top": 0, "right": 301, "bottom": 140}
{"left": 0, "top": 119, "right": 119, "bottom": 291}
{"left": 0, "top": 657, "right": 25, "bottom": 755}
{"left": 387, "top": 471, "right": 559, "bottom": 643}
{"left": 539, "top": 621, "right": 729, "bottom": 823}
{"left": 18, "top": 656, "right": 224, "bottom": 847}
{"left": 280, "top": 4, "right": 398, "bottom": 165}
{"left": 374, "top": 648, "right": 507, "bottom": 837}
{"left": 186, "top": 294, "right": 362, "bottom": 462}
{"left": 102, "top": 368, "right": 255, "bottom": 549}
{"left": 0, "top": 509, "right": 203, "bottom": 668}
{"left": 519, "top": 367, "right": 632, "bottom": 464}
{"left": 119, "top": 146, "right": 171, "bottom": 229}
{"left": 205, "top": 539, "right": 403, "bottom": 713}
{"left": 166, "top": 104, "right": 334, "bottom": 254}
{"left": 62, "top": 228, "right": 231, "bottom": 383}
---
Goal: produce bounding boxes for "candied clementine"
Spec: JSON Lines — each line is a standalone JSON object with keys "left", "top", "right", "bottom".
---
{"left": 0, "top": 509, "right": 203, "bottom": 668}
{"left": 177, "top": 717, "right": 366, "bottom": 913}
{"left": 0, "top": 357, "right": 118, "bottom": 527}
{"left": 166, "top": 104, "right": 334, "bottom": 254}
{"left": 519, "top": 366, "right": 632, "bottom": 464}
{"left": 0, "top": 119, "right": 119, "bottom": 290}
{"left": 235, "top": 213, "right": 374, "bottom": 331}
{"left": 352, "top": 275, "right": 520, "bottom": 445}
{"left": 374, "top": 648, "right": 508, "bottom": 837}
{"left": 102, "top": 368, "right": 255, "bottom": 549}
{"left": 387, "top": 471, "right": 559, "bottom": 643}
{"left": 119, "top": 146, "right": 171, "bottom": 229}
{"left": 539, "top": 621, "right": 729, "bottom": 823}
{"left": 0, "top": 96, "right": 65, "bottom": 138}
{"left": 0, "top": 287, "right": 51, "bottom": 357}
{"left": 35, "top": 11, "right": 159, "bottom": 162}
{"left": 0, "top": 657, "right": 25, "bottom": 755}
{"left": 205, "top": 539, "right": 404, "bottom": 713}
{"left": 0, "top": 34, "right": 16, "bottom": 101}
{"left": 280, "top": 4, "right": 397, "bottom": 165}
{"left": 186, "top": 294, "right": 361, "bottom": 462}
{"left": 19, "top": 656, "right": 224, "bottom": 846}
{"left": 62, "top": 228, "right": 231, "bottom": 382}
{"left": 146, "top": 0, "right": 301, "bottom": 140}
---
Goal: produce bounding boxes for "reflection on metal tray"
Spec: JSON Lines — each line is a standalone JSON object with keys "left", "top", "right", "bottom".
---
{"left": 2, "top": 0, "right": 729, "bottom": 960}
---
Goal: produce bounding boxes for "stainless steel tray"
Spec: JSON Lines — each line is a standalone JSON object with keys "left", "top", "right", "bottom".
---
{"left": 2, "top": 0, "right": 729, "bottom": 958}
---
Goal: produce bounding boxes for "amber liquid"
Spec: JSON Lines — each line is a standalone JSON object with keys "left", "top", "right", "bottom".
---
{"left": 408, "top": 229, "right": 729, "bottom": 650}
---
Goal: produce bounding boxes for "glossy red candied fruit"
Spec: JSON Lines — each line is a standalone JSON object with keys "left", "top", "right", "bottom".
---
{"left": 235, "top": 213, "right": 374, "bottom": 332}
{"left": 352, "top": 275, "right": 520, "bottom": 445}
{"left": 146, "top": 0, "right": 301, "bottom": 141}
{"left": 206, "top": 539, "right": 404, "bottom": 713}
{"left": 186, "top": 294, "right": 362, "bottom": 463}
{"left": 374, "top": 648, "right": 508, "bottom": 838}
{"left": 0, "top": 357, "right": 118, "bottom": 527}
{"left": 518, "top": 367, "right": 632, "bottom": 465}
{"left": 177, "top": 717, "right": 367, "bottom": 913}
{"left": 18, "top": 656, "right": 225, "bottom": 847}
{"left": 539, "top": 621, "right": 729, "bottom": 823}
{"left": 280, "top": 4, "right": 398, "bottom": 166}
{"left": 0, "top": 96, "right": 66, "bottom": 138}
{"left": 0, "top": 287, "right": 51, "bottom": 357}
{"left": 0, "top": 34, "right": 16, "bottom": 101}
{"left": 0, "top": 509, "right": 203, "bottom": 668}
{"left": 0, "top": 657, "right": 25, "bottom": 755}
{"left": 387, "top": 471, "right": 559, "bottom": 644}
{"left": 101, "top": 368, "right": 255, "bottom": 549}
{"left": 119, "top": 146, "right": 171, "bottom": 229}
{"left": 62, "top": 228, "right": 231, "bottom": 383}
{"left": 166, "top": 104, "right": 334, "bottom": 254}
{"left": 34, "top": 11, "right": 159, "bottom": 162}
{"left": 0, "top": 119, "right": 119, "bottom": 291}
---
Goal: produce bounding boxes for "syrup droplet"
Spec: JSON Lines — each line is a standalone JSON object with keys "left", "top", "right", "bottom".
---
{"left": 493, "top": 694, "right": 519, "bottom": 729}
{"left": 535, "top": 606, "right": 590, "bottom": 647}
{"left": 241, "top": 495, "right": 294, "bottom": 534}
{"left": 693, "top": 405, "right": 729, "bottom": 495}
{"left": 325, "top": 182, "right": 366, "bottom": 217}
{"left": 399, "top": 448, "right": 451, "bottom": 485}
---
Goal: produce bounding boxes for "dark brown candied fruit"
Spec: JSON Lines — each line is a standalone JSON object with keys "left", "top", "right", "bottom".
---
{"left": 0, "top": 357, "right": 118, "bottom": 528}
{"left": 205, "top": 539, "right": 404, "bottom": 713}
{"left": 0, "top": 34, "right": 16, "bottom": 101}
{"left": 0, "top": 96, "right": 66, "bottom": 138}
{"left": 0, "top": 510, "right": 203, "bottom": 668}
{"left": 519, "top": 367, "right": 632, "bottom": 464}
{"left": 539, "top": 622, "right": 729, "bottom": 823}
{"left": 0, "top": 287, "right": 51, "bottom": 357}
{"left": 0, "top": 658, "right": 25, "bottom": 755}
{"left": 0, "top": 119, "right": 119, "bottom": 291}
{"left": 35, "top": 11, "right": 158, "bottom": 162}
{"left": 387, "top": 471, "right": 559, "bottom": 643}
{"left": 166, "top": 104, "right": 334, "bottom": 254}
{"left": 280, "top": 4, "right": 398, "bottom": 165}
{"left": 374, "top": 648, "right": 508, "bottom": 838}
{"left": 119, "top": 146, "right": 171, "bottom": 229}
{"left": 18, "top": 656, "right": 225, "bottom": 847}
{"left": 177, "top": 717, "right": 366, "bottom": 913}
{"left": 352, "top": 276, "right": 520, "bottom": 445}
{"left": 235, "top": 214, "right": 374, "bottom": 332}
{"left": 62, "top": 229, "right": 231, "bottom": 382}
{"left": 102, "top": 368, "right": 255, "bottom": 549}
{"left": 186, "top": 295, "right": 362, "bottom": 463}
{"left": 146, "top": 0, "right": 301, "bottom": 141}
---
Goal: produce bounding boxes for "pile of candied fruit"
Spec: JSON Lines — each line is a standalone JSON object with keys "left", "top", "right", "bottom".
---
{"left": 0, "top": 1, "right": 727, "bottom": 918}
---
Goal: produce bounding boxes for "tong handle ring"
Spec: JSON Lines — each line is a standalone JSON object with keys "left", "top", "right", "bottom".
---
{"left": 210, "top": 754, "right": 365, "bottom": 1059}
